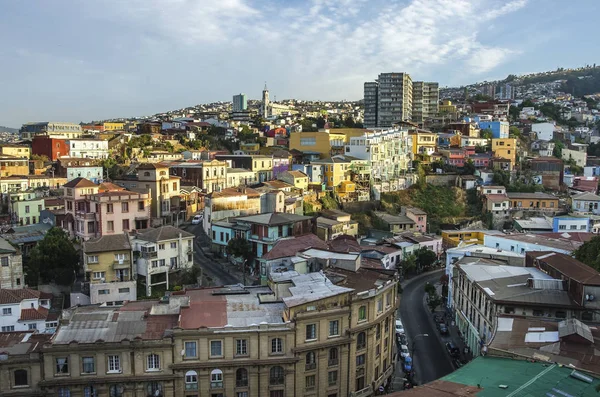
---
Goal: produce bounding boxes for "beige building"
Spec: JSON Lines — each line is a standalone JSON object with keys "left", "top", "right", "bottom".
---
{"left": 114, "top": 163, "right": 182, "bottom": 226}
{"left": 412, "top": 81, "right": 439, "bottom": 124}
{"left": 0, "top": 332, "right": 50, "bottom": 396}
{"left": 316, "top": 209, "right": 359, "bottom": 240}
{"left": 0, "top": 237, "right": 24, "bottom": 289}
{"left": 0, "top": 145, "right": 30, "bottom": 159}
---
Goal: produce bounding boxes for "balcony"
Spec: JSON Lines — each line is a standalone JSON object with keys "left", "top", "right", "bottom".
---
{"left": 328, "top": 358, "right": 338, "bottom": 367}
{"left": 357, "top": 342, "right": 366, "bottom": 350}
{"left": 350, "top": 385, "right": 373, "bottom": 397}
{"left": 185, "top": 384, "right": 198, "bottom": 391}
{"left": 270, "top": 376, "right": 284, "bottom": 386}
{"left": 141, "top": 251, "right": 157, "bottom": 259}
{"left": 235, "top": 380, "right": 248, "bottom": 388}
{"left": 305, "top": 363, "right": 316, "bottom": 371}
{"left": 76, "top": 211, "right": 96, "bottom": 220}
{"left": 249, "top": 234, "right": 278, "bottom": 243}
{"left": 113, "top": 260, "right": 130, "bottom": 269}
{"left": 210, "top": 381, "right": 223, "bottom": 389}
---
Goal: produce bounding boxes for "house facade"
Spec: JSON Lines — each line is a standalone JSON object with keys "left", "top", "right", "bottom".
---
{"left": 0, "top": 288, "right": 53, "bottom": 333}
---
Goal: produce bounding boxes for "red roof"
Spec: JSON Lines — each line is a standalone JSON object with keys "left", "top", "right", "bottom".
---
{"left": 0, "top": 289, "right": 52, "bottom": 305}
{"left": 63, "top": 177, "right": 97, "bottom": 188}
{"left": 179, "top": 289, "right": 227, "bottom": 329}
{"left": 261, "top": 233, "right": 328, "bottom": 261}
{"left": 19, "top": 307, "right": 49, "bottom": 321}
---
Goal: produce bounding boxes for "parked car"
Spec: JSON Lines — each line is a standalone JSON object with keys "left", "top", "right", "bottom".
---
{"left": 395, "top": 319, "right": 405, "bottom": 335}
{"left": 433, "top": 314, "right": 445, "bottom": 324}
{"left": 191, "top": 214, "right": 203, "bottom": 225}
{"left": 403, "top": 356, "right": 413, "bottom": 373}
{"left": 397, "top": 333, "right": 407, "bottom": 346}
{"left": 399, "top": 344, "right": 410, "bottom": 360}
{"left": 439, "top": 323, "right": 449, "bottom": 335}
{"left": 446, "top": 342, "right": 460, "bottom": 357}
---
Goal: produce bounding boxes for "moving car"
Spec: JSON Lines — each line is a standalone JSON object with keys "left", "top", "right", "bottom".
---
{"left": 439, "top": 323, "right": 449, "bottom": 335}
{"left": 191, "top": 214, "right": 202, "bottom": 225}
{"left": 399, "top": 344, "right": 410, "bottom": 360}
{"left": 446, "top": 342, "right": 460, "bottom": 357}
{"left": 395, "top": 319, "right": 405, "bottom": 335}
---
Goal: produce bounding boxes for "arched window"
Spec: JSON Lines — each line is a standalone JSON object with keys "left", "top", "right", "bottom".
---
{"left": 210, "top": 369, "right": 223, "bottom": 389}
{"left": 236, "top": 368, "right": 248, "bottom": 387}
{"left": 160, "top": 171, "right": 166, "bottom": 176}
{"left": 109, "top": 385, "right": 123, "bottom": 397}
{"left": 305, "top": 351, "right": 316, "bottom": 370}
{"left": 83, "top": 386, "right": 96, "bottom": 397}
{"left": 329, "top": 348, "right": 339, "bottom": 366}
{"left": 13, "top": 369, "right": 28, "bottom": 386}
{"left": 185, "top": 370, "right": 198, "bottom": 391}
{"left": 357, "top": 332, "right": 366, "bottom": 349}
{"left": 144, "top": 172, "right": 150, "bottom": 177}
{"left": 270, "top": 366, "right": 284, "bottom": 385}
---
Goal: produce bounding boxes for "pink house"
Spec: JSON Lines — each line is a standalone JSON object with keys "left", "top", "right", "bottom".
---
{"left": 402, "top": 206, "right": 427, "bottom": 233}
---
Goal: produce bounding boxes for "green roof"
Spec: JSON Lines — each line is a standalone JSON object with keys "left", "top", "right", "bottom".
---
{"left": 442, "top": 357, "right": 600, "bottom": 396}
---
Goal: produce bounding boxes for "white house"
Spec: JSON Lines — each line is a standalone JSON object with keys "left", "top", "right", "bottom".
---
{"left": 571, "top": 191, "right": 600, "bottom": 215}
{"left": 67, "top": 138, "right": 109, "bottom": 159}
{"left": 483, "top": 233, "right": 580, "bottom": 256}
{"left": 0, "top": 237, "right": 24, "bottom": 289}
{"left": 132, "top": 226, "right": 195, "bottom": 296}
{"left": 531, "top": 122, "right": 555, "bottom": 141}
{"left": 66, "top": 165, "right": 104, "bottom": 184}
{"left": 0, "top": 288, "right": 54, "bottom": 333}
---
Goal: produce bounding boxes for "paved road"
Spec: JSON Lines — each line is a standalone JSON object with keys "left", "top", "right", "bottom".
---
{"left": 183, "top": 223, "right": 241, "bottom": 286}
{"left": 396, "top": 270, "right": 455, "bottom": 387}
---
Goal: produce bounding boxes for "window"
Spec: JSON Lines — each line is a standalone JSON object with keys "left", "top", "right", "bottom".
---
{"left": 122, "top": 219, "right": 129, "bottom": 231}
{"left": 107, "top": 203, "right": 114, "bottom": 213}
{"left": 270, "top": 366, "right": 284, "bottom": 385}
{"left": 82, "top": 357, "right": 95, "bottom": 374}
{"left": 305, "top": 351, "right": 316, "bottom": 370}
{"left": 328, "top": 370, "right": 338, "bottom": 386}
{"left": 329, "top": 320, "right": 339, "bottom": 336}
{"left": 210, "top": 340, "right": 223, "bottom": 357}
{"left": 2, "top": 307, "right": 12, "bottom": 316}
{"left": 356, "top": 353, "right": 365, "bottom": 366}
{"left": 109, "top": 385, "right": 124, "bottom": 397}
{"left": 1, "top": 256, "right": 8, "bottom": 266}
{"left": 25, "top": 205, "right": 30, "bottom": 213}
{"left": 185, "top": 370, "right": 198, "bottom": 391}
{"left": 28, "top": 323, "right": 37, "bottom": 330}
{"left": 98, "top": 289, "right": 109, "bottom": 295}
{"left": 376, "top": 323, "right": 381, "bottom": 339}
{"left": 147, "top": 354, "right": 160, "bottom": 371}
{"left": 306, "top": 374, "right": 316, "bottom": 389}
{"left": 376, "top": 344, "right": 381, "bottom": 357}
{"left": 87, "top": 255, "right": 98, "bottom": 264}
{"left": 83, "top": 386, "right": 96, "bottom": 397}
{"left": 58, "top": 387, "right": 71, "bottom": 397}
{"left": 118, "top": 287, "right": 130, "bottom": 293}
{"left": 236, "top": 368, "right": 248, "bottom": 387}
{"left": 235, "top": 339, "right": 248, "bottom": 356}
{"left": 358, "top": 305, "right": 366, "bottom": 321}
{"left": 13, "top": 369, "right": 28, "bottom": 387}
{"left": 357, "top": 332, "right": 366, "bottom": 349}
{"left": 184, "top": 342, "right": 197, "bottom": 358}
{"left": 159, "top": 244, "right": 165, "bottom": 250}
{"left": 107, "top": 221, "right": 114, "bottom": 232}
{"left": 121, "top": 202, "right": 129, "bottom": 212}
{"left": 107, "top": 355, "right": 121, "bottom": 373}
{"left": 555, "top": 311, "right": 567, "bottom": 319}
{"left": 270, "top": 392, "right": 284, "bottom": 397}
{"left": 138, "top": 201, "right": 145, "bottom": 210}
{"left": 56, "top": 357, "right": 69, "bottom": 374}
{"left": 171, "top": 242, "right": 177, "bottom": 249}
{"left": 271, "top": 337, "right": 283, "bottom": 353}
{"left": 237, "top": 392, "right": 249, "bottom": 397}
{"left": 93, "top": 271, "right": 105, "bottom": 280}
{"left": 377, "top": 298, "right": 383, "bottom": 312}
{"left": 1, "top": 325, "right": 14, "bottom": 332}
{"left": 210, "top": 369, "right": 223, "bottom": 389}
{"left": 306, "top": 324, "right": 317, "bottom": 341}
{"left": 328, "top": 348, "right": 338, "bottom": 366}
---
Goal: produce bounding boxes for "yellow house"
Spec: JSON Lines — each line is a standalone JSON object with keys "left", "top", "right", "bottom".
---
{"left": 240, "top": 142, "right": 260, "bottom": 154}
{"left": 0, "top": 145, "right": 30, "bottom": 159}
{"left": 277, "top": 170, "right": 309, "bottom": 192}
{"left": 335, "top": 180, "right": 356, "bottom": 202}
{"left": 492, "top": 138, "right": 517, "bottom": 170}
{"left": 411, "top": 131, "right": 437, "bottom": 157}
{"left": 311, "top": 157, "right": 350, "bottom": 188}
{"left": 289, "top": 129, "right": 365, "bottom": 159}
{"left": 441, "top": 229, "right": 500, "bottom": 247}
{"left": 82, "top": 234, "right": 136, "bottom": 305}
{"left": 439, "top": 100, "right": 457, "bottom": 113}
{"left": 103, "top": 122, "right": 125, "bottom": 131}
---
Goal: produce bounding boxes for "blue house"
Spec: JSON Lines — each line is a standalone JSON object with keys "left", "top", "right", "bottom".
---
{"left": 552, "top": 215, "right": 590, "bottom": 233}
{"left": 477, "top": 120, "right": 509, "bottom": 139}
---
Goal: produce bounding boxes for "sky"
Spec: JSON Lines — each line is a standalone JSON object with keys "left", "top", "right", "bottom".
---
{"left": 0, "top": 0, "right": 598, "bottom": 127}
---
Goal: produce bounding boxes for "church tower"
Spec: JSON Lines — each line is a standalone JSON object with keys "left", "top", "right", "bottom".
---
{"left": 261, "top": 82, "right": 270, "bottom": 118}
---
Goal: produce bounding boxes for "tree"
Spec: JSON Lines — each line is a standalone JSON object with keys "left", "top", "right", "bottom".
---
{"left": 400, "top": 254, "right": 416, "bottom": 276}
{"left": 424, "top": 282, "right": 436, "bottom": 296}
{"left": 226, "top": 237, "right": 253, "bottom": 263}
{"left": 416, "top": 247, "right": 437, "bottom": 270}
{"left": 574, "top": 235, "right": 600, "bottom": 271}
{"left": 27, "top": 227, "right": 80, "bottom": 286}
{"left": 492, "top": 170, "right": 511, "bottom": 186}
{"left": 343, "top": 116, "right": 356, "bottom": 128}
{"left": 427, "top": 293, "right": 443, "bottom": 312}
{"left": 480, "top": 128, "right": 493, "bottom": 139}
{"left": 509, "top": 126, "right": 521, "bottom": 138}
{"left": 461, "top": 159, "right": 475, "bottom": 176}
{"left": 552, "top": 139, "right": 564, "bottom": 158}
{"left": 316, "top": 116, "right": 326, "bottom": 129}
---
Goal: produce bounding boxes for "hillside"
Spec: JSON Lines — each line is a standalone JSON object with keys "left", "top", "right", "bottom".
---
{"left": 0, "top": 126, "right": 18, "bottom": 134}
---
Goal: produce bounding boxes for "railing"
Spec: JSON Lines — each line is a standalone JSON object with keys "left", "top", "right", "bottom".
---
{"left": 141, "top": 251, "right": 157, "bottom": 259}
{"left": 235, "top": 380, "right": 248, "bottom": 388}
{"left": 210, "top": 381, "right": 223, "bottom": 389}
{"left": 184, "top": 384, "right": 198, "bottom": 391}
{"left": 305, "top": 363, "right": 316, "bottom": 371}
{"left": 350, "top": 385, "right": 373, "bottom": 397}
{"left": 356, "top": 343, "right": 366, "bottom": 350}
{"left": 328, "top": 358, "right": 338, "bottom": 367}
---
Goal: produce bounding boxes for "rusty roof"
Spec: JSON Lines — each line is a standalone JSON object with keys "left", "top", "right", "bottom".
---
{"left": 261, "top": 233, "right": 328, "bottom": 261}
{"left": 527, "top": 251, "right": 600, "bottom": 285}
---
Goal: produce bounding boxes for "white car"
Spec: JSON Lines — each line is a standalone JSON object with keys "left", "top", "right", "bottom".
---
{"left": 395, "top": 319, "right": 405, "bottom": 335}
{"left": 191, "top": 214, "right": 202, "bottom": 225}
{"left": 400, "top": 344, "right": 410, "bottom": 359}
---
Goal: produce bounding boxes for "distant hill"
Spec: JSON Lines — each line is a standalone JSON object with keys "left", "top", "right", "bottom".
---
{"left": 0, "top": 126, "right": 18, "bottom": 134}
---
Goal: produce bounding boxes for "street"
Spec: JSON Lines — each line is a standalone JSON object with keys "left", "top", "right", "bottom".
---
{"left": 394, "top": 270, "right": 455, "bottom": 389}
{"left": 183, "top": 223, "right": 242, "bottom": 286}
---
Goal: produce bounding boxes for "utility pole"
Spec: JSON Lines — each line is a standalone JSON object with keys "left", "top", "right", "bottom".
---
{"left": 242, "top": 259, "right": 247, "bottom": 286}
